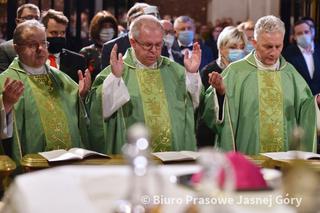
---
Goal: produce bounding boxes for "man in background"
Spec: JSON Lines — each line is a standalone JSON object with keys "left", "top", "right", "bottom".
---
{"left": 173, "top": 16, "right": 213, "bottom": 69}
{"left": 283, "top": 20, "right": 320, "bottom": 96}
{"left": 160, "top": 19, "right": 184, "bottom": 64}
{"left": 41, "top": 9, "right": 86, "bottom": 81}
{"left": 237, "top": 20, "right": 255, "bottom": 54}
{"left": 0, "top": 3, "right": 40, "bottom": 72}
{"left": 101, "top": 3, "right": 160, "bottom": 69}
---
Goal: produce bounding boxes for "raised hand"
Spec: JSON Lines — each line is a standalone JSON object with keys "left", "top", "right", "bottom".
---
{"left": 208, "top": 72, "right": 225, "bottom": 95}
{"left": 184, "top": 42, "right": 202, "bottom": 73}
{"left": 3, "top": 78, "right": 24, "bottom": 113}
{"left": 78, "top": 69, "right": 91, "bottom": 98}
{"left": 110, "top": 44, "right": 123, "bottom": 78}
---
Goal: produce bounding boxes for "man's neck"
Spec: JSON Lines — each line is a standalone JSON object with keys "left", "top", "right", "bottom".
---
{"left": 298, "top": 41, "right": 314, "bottom": 53}
{"left": 254, "top": 52, "right": 280, "bottom": 71}
{"left": 131, "top": 49, "right": 157, "bottom": 69}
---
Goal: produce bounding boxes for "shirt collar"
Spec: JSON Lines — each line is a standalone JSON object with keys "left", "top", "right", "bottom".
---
{"left": 20, "top": 62, "right": 47, "bottom": 75}
{"left": 49, "top": 52, "right": 60, "bottom": 57}
{"left": 177, "top": 40, "right": 193, "bottom": 48}
{"left": 297, "top": 41, "right": 314, "bottom": 54}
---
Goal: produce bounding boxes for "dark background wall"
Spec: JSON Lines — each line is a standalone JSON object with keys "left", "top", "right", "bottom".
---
{"left": 146, "top": 0, "right": 208, "bottom": 24}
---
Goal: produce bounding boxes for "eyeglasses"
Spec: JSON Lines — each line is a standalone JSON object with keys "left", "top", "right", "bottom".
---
{"left": 134, "top": 38, "right": 163, "bottom": 51}
{"left": 17, "top": 41, "right": 49, "bottom": 51}
{"left": 18, "top": 15, "right": 40, "bottom": 21}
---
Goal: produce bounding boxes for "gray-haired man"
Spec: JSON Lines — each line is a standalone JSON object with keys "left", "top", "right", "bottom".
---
{"left": 203, "top": 15, "right": 317, "bottom": 155}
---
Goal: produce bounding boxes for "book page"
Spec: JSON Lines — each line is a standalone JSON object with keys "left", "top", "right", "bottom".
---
{"left": 39, "top": 148, "right": 110, "bottom": 162}
{"left": 152, "top": 151, "right": 199, "bottom": 162}
{"left": 261, "top": 151, "right": 320, "bottom": 160}
{"left": 288, "top": 151, "right": 320, "bottom": 160}
{"left": 39, "top": 149, "right": 80, "bottom": 162}
{"left": 180, "top": 151, "right": 201, "bottom": 160}
{"left": 68, "top": 148, "right": 109, "bottom": 158}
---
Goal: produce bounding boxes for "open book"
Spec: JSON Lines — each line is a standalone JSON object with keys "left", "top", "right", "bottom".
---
{"left": 39, "top": 148, "right": 110, "bottom": 162}
{"left": 261, "top": 151, "right": 320, "bottom": 160}
{"left": 152, "top": 151, "right": 201, "bottom": 163}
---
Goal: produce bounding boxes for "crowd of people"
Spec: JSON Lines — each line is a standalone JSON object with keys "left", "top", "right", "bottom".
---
{"left": 0, "top": 2, "right": 319, "bottom": 165}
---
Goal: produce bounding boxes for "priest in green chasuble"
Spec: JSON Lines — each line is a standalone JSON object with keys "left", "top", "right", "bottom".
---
{"left": 0, "top": 20, "right": 91, "bottom": 163}
{"left": 87, "top": 15, "right": 202, "bottom": 154}
{"left": 202, "top": 15, "right": 317, "bottom": 155}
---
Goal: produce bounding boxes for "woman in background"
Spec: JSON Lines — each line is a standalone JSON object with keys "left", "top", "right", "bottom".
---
{"left": 200, "top": 26, "right": 247, "bottom": 89}
{"left": 80, "top": 11, "right": 118, "bottom": 79}
{"left": 197, "top": 26, "right": 247, "bottom": 148}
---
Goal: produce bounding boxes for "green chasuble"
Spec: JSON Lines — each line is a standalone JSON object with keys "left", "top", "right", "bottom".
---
{"left": 87, "top": 48, "right": 197, "bottom": 154}
{"left": 0, "top": 58, "right": 89, "bottom": 164}
{"left": 202, "top": 52, "right": 317, "bottom": 155}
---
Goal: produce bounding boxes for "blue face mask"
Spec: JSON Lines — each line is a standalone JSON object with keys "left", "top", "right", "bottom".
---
{"left": 296, "top": 34, "right": 312, "bottom": 49}
{"left": 228, "top": 49, "right": 245, "bottom": 62}
{"left": 178, "top": 30, "right": 194, "bottom": 46}
{"left": 245, "top": 43, "right": 254, "bottom": 53}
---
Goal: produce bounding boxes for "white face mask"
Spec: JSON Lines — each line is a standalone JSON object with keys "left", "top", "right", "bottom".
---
{"left": 163, "top": 34, "right": 175, "bottom": 48}
{"left": 100, "top": 28, "right": 115, "bottom": 43}
{"left": 296, "top": 34, "right": 312, "bottom": 49}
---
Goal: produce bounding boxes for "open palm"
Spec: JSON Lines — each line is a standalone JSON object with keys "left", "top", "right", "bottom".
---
{"left": 78, "top": 69, "right": 91, "bottom": 98}
{"left": 3, "top": 78, "right": 24, "bottom": 113}
{"left": 184, "top": 42, "right": 201, "bottom": 73}
{"left": 110, "top": 44, "right": 123, "bottom": 77}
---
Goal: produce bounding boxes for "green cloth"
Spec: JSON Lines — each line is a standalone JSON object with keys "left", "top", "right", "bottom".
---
{"left": 202, "top": 52, "right": 317, "bottom": 155}
{"left": 86, "top": 48, "right": 197, "bottom": 154}
{"left": 0, "top": 58, "right": 89, "bottom": 164}
{"left": 135, "top": 68, "right": 172, "bottom": 151}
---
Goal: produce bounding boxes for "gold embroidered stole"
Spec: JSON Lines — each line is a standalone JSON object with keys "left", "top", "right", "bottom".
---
{"left": 27, "top": 74, "right": 72, "bottom": 150}
{"left": 257, "top": 70, "right": 284, "bottom": 152}
{"left": 135, "top": 68, "right": 172, "bottom": 151}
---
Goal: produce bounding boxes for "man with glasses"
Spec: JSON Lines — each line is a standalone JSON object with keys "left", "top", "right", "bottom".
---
{"left": 101, "top": 2, "right": 161, "bottom": 69}
{"left": 0, "top": 3, "right": 40, "bottom": 72}
{"left": 87, "top": 15, "right": 202, "bottom": 154}
{"left": 160, "top": 19, "right": 184, "bottom": 64}
{"left": 0, "top": 20, "right": 91, "bottom": 164}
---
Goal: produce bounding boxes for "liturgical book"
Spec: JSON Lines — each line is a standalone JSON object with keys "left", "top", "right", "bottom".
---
{"left": 152, "top": 151, "right": 201, "bottom": 162}
{"left": 39, "top": 148, "right": 110, "bottom": 162}
{"left": 261, "top": 151, "right": 320, "bottom": 160}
